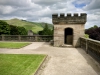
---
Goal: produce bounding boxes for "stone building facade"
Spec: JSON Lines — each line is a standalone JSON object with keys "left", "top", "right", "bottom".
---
{"left": 28, "top": 30, "right": 33, "bottom": 35}
{"left": 52, "top": 13, "right": 87, "bottom": 47}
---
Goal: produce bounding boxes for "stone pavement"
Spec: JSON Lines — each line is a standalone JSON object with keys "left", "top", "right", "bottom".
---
{"left": 0, "top": 42, "right": 100, "bottom": 75}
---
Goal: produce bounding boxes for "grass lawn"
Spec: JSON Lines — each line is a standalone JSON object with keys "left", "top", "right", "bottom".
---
{"left": 0, "top": 54, "right": 46, "bottom": 75}
{"left": 32, "top": 25, "right": 43, "bottom": 34}
{"left": 0, "top": 42, "right": 31, "bottom": 49}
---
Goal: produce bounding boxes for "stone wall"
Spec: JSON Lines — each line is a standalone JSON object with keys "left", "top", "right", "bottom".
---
{"left": 80, "top": 37, "right": 100, "bottom": 63}
{"left": 0, "top": 35, "right": 53, "bottom": 42}
{"left": 52, "top": 13, "right": 87, "bottom": 47}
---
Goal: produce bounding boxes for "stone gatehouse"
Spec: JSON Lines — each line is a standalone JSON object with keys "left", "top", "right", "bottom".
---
{"left": 52, "top": 13, "right": 87, "bottom": 47}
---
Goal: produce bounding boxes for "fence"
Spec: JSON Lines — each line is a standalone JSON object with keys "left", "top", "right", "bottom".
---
{"left": 0, "top": 35, "right": 53, "bottom": 42}
{"left": 80, "top": 37, "right": 100, "bottom": 63}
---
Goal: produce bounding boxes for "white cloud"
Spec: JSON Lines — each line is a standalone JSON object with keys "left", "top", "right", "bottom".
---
{"left": 73, "top": 0, "right": 91, "bottom": 5}
{"left": 84, "top": 0, "right": 100, "bottom": 10}
{"left": 87, "top": 14, "right": 100, "bottom": 21}
{"left": 0, "top": 0, "right": 32, "bottom": 7}
{"left": 34, "top": 17, "right": 52, "bottom": 24}
{"left": 0, "top": 16, "right": 27, "bottom": 20}
{"left": 33, "top": 0, "right": 66, "bottom": 5}
{"left": 85, "top": 20, "right": 100, "bottom": 29}
{"left": 0, "top": 5, "right": 15, "bottom": 14}
{"left": 36, "top": 7, "right": 52, "bottom": 16}
{"left": 0, "top": 0, "right": 100, "bottom": 28}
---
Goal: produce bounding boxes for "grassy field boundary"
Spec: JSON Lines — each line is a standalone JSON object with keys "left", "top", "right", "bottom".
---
{"left": 34, "top": 55, "right": 49, "bottom": 75}
{"left": 0, "top": 42, "right": 31, "bottom": 49}
{"left": 0, "top": 54, "right": 46, "bottom": 75}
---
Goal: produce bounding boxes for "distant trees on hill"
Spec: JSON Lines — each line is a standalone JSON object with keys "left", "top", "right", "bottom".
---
{"left": 39, "top": 24, "right": 53, "bottom": 35}
{"left": 0, "top": 20, "right": 10, "bottom": 35}
{"left": 10, "top": 25, "right": 27, "bottom": 35}
{"left": 0, "top": 20, "right": 27, "bottom": 35}
{"left": 85, "top": 25, "right": 100, "bottom": 41}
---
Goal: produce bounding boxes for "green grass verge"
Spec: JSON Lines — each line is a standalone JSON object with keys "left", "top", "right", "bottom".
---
{"left": 0, "top": 54, "right": 46, "bottom": 75}
{"left": 0, "top": 42, "right": 31, "bottom": 49}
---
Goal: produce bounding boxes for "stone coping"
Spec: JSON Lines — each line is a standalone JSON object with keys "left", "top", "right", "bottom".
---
{"left": 80, "top": 37, "right": 100, "bottom": 43}
{"left": 34, "top": 55, "right": 49, "bottom": 75}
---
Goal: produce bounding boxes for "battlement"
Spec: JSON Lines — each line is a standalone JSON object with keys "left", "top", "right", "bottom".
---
{"left": 52, "top": 13, "right": 87, "bottom": 24}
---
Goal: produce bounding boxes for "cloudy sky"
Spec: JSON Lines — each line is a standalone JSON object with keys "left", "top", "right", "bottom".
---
{"left": 0, "top": 0, "right": 100, "bottom": 29}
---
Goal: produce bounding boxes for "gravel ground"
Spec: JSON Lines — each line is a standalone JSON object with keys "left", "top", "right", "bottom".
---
{"left": 0, "top": 42, "right": 100, "bottom": 75}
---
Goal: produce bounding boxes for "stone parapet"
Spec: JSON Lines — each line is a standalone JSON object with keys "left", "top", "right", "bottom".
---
{"left": 52, "top": 13, "right": 87, "bottom": 24}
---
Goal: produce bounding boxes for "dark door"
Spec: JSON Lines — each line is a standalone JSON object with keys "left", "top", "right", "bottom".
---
{"left": 64, "top": 28, "right": 73, "bottom": 45}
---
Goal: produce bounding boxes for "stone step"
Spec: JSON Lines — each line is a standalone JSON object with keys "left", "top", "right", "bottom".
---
{"left": 61, "top": 44, "right": 73, "bottom": 48}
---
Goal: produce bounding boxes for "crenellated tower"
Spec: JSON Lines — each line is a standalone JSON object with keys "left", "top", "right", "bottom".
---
{"left": 52, "top": 13, "right": 87, "bottom": 47}
{"left": 52, "top": 13, "right": 87, "bottom": 24}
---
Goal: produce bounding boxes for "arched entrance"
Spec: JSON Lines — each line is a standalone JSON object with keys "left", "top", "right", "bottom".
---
{"left": 64, "top": 28, "right": 73, "bottom": 45}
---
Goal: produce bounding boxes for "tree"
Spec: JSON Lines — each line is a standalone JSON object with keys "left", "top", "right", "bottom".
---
{"left": 39, "top": 24, "right": 53, "bottom": 35}
{"left": 85, "top": 25, "right": 100, "bottom": 41}
{"left": 0, "top": 20, "right": 10, "bottom": 35}
{"left": 0, "top": 20, "right": 27, "bottom": 35}
{"left": 93, "top": 25, "right": 98, "bottom": 29}
{"left": 17, "top": 26, "right": 27, "bottom": 35}
{"left": 10, "top": 25, "right": 19, "bottom": 35}
{"left": 10, "top": 25, "right": 27, "bottom": 35}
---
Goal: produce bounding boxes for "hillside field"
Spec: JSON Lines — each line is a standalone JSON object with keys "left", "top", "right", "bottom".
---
{"left": 4, "top": 18, "right": 53, "bottom": 34}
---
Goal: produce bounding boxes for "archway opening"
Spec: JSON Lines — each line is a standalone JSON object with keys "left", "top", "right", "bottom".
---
{"left": 64, "top": 28, "right": 73, "bottom": 45}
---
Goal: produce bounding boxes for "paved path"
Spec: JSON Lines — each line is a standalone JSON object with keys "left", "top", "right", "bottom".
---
{"left": 0, "top": 42, "right": 100, "bottom": 75}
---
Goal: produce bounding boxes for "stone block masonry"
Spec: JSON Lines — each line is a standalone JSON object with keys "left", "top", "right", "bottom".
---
{"left": 52, "top": 13, "right": 87, "bottom": 47}
{"left": 52, "top": 13, "right": 87, "bottom": 24}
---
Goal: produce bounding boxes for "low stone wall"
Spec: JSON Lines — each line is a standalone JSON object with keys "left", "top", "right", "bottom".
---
{"left": 80, "top": 37, "right": 100, "bottom": 63}
{"left": 0, "top": 35, "right": 53, "bottom": 42}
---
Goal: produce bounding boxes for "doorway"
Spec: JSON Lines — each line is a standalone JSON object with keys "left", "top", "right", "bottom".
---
{"left": 64, "top": 28, "right": 73, "bottom": 45}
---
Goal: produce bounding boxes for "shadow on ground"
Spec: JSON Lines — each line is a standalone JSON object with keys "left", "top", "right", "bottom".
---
{"left": 76, "top": 48, "right": 100, "bottom": 75}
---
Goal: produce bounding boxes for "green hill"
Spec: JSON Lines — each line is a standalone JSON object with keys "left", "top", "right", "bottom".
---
{"left": 4, "top": 18, "right": 53, "bottom": 34}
